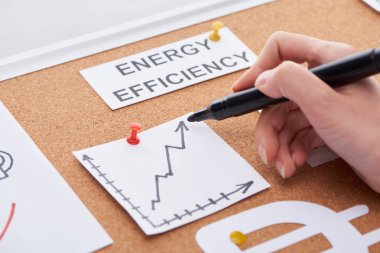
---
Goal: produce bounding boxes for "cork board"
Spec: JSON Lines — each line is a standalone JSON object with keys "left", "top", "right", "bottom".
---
{"left": 0, "top": 0, "right": 379, "bottom": 252}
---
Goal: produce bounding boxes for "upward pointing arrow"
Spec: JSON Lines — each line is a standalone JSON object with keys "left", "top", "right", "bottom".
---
{"left": 151, "top": 120, "right": 190, "bottom": 211}
{"left": 175, "top": 121, "right": 189, "bottom": 148}
{"left": 175, "top": 121, "right": 189, "bottom": 132}
{"left": 82, "top": 154, "right": 97, "bottom": 168}
{"left": 82, "top": 154, "right": 93, "bottom": 161}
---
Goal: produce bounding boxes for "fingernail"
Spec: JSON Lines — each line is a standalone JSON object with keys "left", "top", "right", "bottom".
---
{"left": 258, "top": 144, "right": 268, "bottom": 165}
{"left": 291, "top": 153, "right": 298, "bottom": 166}
{"left": 255, "top": 70, "right": 272, "bottom": 87}
{"left": 231, "top": 77, "right": 243, "bottom": 91}
{"left": 275, "top": 160, "right": 286, "bottom": 179}
{"left": 231, "top": 83, "right": 237, "bottom": 92}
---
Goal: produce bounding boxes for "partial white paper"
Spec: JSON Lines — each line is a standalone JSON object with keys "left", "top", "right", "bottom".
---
{"left": 196, "top": 201, "right": 380, "bottom": 253}
{"left": 0, "top": 102, "right": 112, "bottom": 252}
{"left": 81, "top": 28, "right": 256, "bottom": 110}
{"left": 0, "top": 0, "right": 273, "bottom": 81}
{"left": 73, "top": 114, "right": 270, "bottom": 235}
{"left": 307, "top": 146, "right": 339, "bottom": 167}
{"left": 362, "top": 0, "right": 380, "bottom": 12}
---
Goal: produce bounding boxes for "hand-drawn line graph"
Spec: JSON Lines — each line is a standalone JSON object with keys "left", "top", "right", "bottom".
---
{"left": 0, "top": 203, "right": 16, "bottom": 241}
{"left": 82, "top": 120, "right": 254, "bottom": 228}
{"left": 151, "top": 121, "right": 189, "bottom": 211}
{"left": 0, "top": 151, "right": 14, "bottom": 181}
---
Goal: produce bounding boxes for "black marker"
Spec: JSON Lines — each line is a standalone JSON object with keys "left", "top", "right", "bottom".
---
{"left": 187, "top": 48, "right": 380, "bottom": 122}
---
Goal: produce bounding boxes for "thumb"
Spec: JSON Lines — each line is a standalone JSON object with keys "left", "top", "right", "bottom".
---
{"left": 255, "top": 61, "right": 341, "bottom": 119}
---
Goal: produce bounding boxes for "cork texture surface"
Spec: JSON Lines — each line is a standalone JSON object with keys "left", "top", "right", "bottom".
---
{"left": 0, "top": 0, "right": 379, "bottom": 252}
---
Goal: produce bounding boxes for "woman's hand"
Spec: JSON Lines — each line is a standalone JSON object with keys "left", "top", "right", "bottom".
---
{"left": 232, "top": 31, "right": 380, "bottom": 193}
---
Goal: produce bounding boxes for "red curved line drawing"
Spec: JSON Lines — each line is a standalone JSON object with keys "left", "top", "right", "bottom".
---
{"left": 0, "top": 203, "right": 16, "bottom": 241}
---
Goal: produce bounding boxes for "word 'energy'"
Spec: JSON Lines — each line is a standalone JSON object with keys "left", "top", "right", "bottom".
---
{"left": 113, "top": 51, "right": 249, "bottom": 102}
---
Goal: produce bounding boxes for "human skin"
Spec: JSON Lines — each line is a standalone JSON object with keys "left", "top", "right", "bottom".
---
{"left": 232, "top": 32, "right": 380, "bottom": 193}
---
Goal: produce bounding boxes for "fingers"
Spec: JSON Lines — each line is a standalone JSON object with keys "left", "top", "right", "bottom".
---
{"left": 256, "top": 106, "right": 314, "bottom": 178}
{"left": 275, "top": 110, "right": 312, "bottom": 178}
{"left": 232, "top": 31, "right": 355, "bottom": 92}
{"left": 236, "top": 31, "right": 357, "bottom": 180}
{"left": 256, "top": 107, "right": 325, "bottom": 178}
{"left": 277, "top": 128, "right": 325, "bottom": 178}
{"left": 255, "top": 102, "right": 299, "bottom": 164}
{"left": 254, "top": 61, "right": 343, "bottom": 125}
{"left": 290, "top": 128, "right": 325, "bottom": 167}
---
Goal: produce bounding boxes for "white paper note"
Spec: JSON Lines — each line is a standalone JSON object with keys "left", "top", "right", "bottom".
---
{"left": 196, "top": 201, "right": 380, "bottom": 253}
{"left": 81, "top": 28, "right": 256, "bottom": 110}
{"left": 362, "top": 0, "right": 380, "bottom": 12}
{"left": 0, "top": 102, "right": 112, "bottom": 252}
{"left": 73, "top": 114, "right": 270, "bottom": 235}
{"left": 307, "top": 146, "right": 339, "bottom": 167}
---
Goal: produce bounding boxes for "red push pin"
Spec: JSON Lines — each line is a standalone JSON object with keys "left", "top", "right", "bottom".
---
{"left": 127, "top": 123, "right": 141, "bottom": 145}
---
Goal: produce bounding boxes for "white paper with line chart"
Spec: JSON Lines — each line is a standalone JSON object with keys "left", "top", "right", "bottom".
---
{"left": 74, "top": 114, "right": 270, "bottom": 235}
{"left": 0, "top": 101, "right": 112, "bottom": 252}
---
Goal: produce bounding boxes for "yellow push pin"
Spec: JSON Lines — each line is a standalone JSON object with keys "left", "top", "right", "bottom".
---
{"left": 209, "top": 21, "right": 224, "bottom": 42}
{"left": 230, "top": 230, "right": 247, "bottom": 246}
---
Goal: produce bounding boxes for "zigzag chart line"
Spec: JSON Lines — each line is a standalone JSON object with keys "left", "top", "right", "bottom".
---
{"left": 151, "top": 121, "right": 189, "bottom": 211}
{"left": 82, "top": 120, "right": 254, "bottom": 229}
